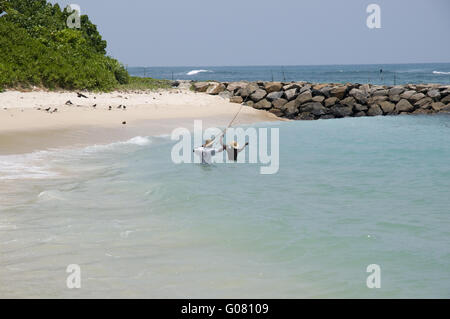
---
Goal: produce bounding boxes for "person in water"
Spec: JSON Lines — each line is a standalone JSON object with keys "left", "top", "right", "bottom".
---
{"left": 193, "top": 139, "right": 223, "bottom": 164}
{"left": 220, "top": 136, "right": 249, "bottom": 162}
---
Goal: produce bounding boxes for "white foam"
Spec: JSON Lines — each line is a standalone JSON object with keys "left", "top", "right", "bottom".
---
{"left": 432, "top": 71, "right": 450, "bottom": 75}
{"left": 0, "top": 136, "right": 152, "bottom": 180}
{"left": 186, "top": 69, "right": 212, "bottom": 76}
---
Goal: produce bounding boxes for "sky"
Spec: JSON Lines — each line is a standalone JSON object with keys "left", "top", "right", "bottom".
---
{"left": 50, "top": 0, "right": 450, "bottom": 67}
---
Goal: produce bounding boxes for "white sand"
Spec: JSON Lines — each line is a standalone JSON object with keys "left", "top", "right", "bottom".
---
{"left": 0, "top": 88, "right": 282, "bottom": 154}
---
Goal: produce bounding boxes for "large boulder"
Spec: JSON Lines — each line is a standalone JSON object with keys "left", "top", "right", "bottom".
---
{"left": 330, "top": 86, "right": 348, "bottom": 99}
{"left": 193, "top": 82, "right": 211, "bottom": 92}
{"left": 330, "top": 104, "right": 353, "bottom": 118}
{"left": 389, "top": 95, "right": 401, "bottom": 103}
{"left": 431, "top": 102, "right": 446, "bottom": 111}
{"left": 206, "top": 82, "right": 226, "bottom": 95}
{"left": 272, "top": 98, "right": 288, "bottom": 109}
{"left": 427, "top": 89, "right": 441, "bottom": 100}
{"left": 378, "top": 101, "right": 395, "bottom": 114}
{"left": 227, "top": 81, "right": 248, "bottom": 93}
{"left": 389, "top": 87, "right": 405, "bottom": 96}
{"left": 269, "top": 108, "right": 284, "bottom": 117}
{"left": 409, "top": 92, "right": 426, "bottom": 103}
{"left": 319, "top": 86, "right": 333, "bottom": 98}
{"left": 340, "top": 96, "right": 356, "bottom": 107}
{"left": 264, "top": 82, "right": 283, "bottom": 93}
{"left": 349, "top": 88, "right": 369, "bottom": 104}
{"left": 400, "top": 90, "right": 416, "bottom": 100}
{"left": 441, "top": 95, "right": 450, "bottom": 104}
{"left": 414, "top": 97, "right": 433, "bottom": 109}
{"left": 238, "top": 83, "right": 259, "bottom": 98}
{"left": 324, "top": 97, "right": 339, "bottom": 107}
{"left": 395, "top": 99, "right": 414, "bottom": 112}
{"left": 250, "top": 89, "right": 267, "bottom": 102}
{"left": 367, "top": 104, "right": 383, "bottom": 116}
{"left": 284, "top": 88, "right": 298, "bottom": 101}
{"left": 283, "top": 100, "right": 300, "bottom": 117}
{"left": 354, "top": 103, "right": 368, "bottom": 112}
{"left": 296, "top": 91, "right": 313, "bottom": 104}
{"left": 312, "top": 96, "right": 325, "bottom": 103}
{"left": 254, "top": 99, "right": 272, "bottom": 109}
{"left": 230, "top": 96, "right": 244, "bottom": 104}
{"left": 266, "top": 91, "right": 284, "bottom": 102}
{"left": 300, "top": 102, "right": 327, "bottom": 116}
{"left": 372, "top": 89, "right": 389, "bottom": 97}
{"left": 219, "top": 91, "right": 232, "bottom": 99}
{"left": 299, "top": 84, "right": 312, "bottom": 94}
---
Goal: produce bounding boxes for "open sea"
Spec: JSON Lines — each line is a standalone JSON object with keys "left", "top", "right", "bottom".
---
{"left": 128, "top": 63, "right": 450, "bottom": 85}
{"left": 1, "top": 113, "right": 449, "bottom": 298}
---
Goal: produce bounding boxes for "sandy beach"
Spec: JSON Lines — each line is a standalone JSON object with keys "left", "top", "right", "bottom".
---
{"left": 0, "top": 88, "right": 281, "bottom": 154}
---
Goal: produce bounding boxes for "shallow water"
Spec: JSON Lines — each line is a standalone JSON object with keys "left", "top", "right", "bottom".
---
{"left": 1, "top": 115, "right": 449, "bottom": 298}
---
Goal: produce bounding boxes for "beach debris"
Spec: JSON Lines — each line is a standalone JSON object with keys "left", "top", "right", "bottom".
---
{"left": 51, "top": 108, "right": 58, "bottom": 113}
{"left": 36, "top": 108, "right": 41, "bottom": 110}
{"left": 65, "top": 100, "right": 73, "bottom": 105}
{"left": 117, "top": 105, "right": 122, "bottom": 109}
{"left": 77, "top": 92, "right": 88, "bottom": 98}
{"left": 44, "top": 107, "right": 51, "bottom": 112}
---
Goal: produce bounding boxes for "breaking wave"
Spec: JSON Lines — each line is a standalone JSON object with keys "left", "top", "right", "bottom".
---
{"left": 432, "top": 71, "right": 450, "bottom": 75}
{"left": 186, "top": 69, "right": 212, "bottom": 76}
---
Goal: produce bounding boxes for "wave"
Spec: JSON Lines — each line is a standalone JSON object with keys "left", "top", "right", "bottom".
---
{"left": 83, "top": 136, "right": 152, "bottom": 153}
{"left": 186, "top": 69, "right": 212, "bottom": 76}
{"left": 0, "top": 136, "right": 153, "bottom": 180}
{"left": 432, "top": 71, "right": 450, "bottom": 75}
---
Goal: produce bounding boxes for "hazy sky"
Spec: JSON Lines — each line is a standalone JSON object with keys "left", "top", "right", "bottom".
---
{"left": 51, "top": 0, "right": 450, "bottom": 66}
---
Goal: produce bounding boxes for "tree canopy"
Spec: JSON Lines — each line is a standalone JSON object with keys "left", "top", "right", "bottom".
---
{"left": 0, "top": 0, "right": 129, "bottom": 90}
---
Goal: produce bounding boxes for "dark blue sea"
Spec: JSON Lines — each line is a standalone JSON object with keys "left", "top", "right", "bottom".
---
{"left": 128, "top": 63, "right": 450, "bottom": 85}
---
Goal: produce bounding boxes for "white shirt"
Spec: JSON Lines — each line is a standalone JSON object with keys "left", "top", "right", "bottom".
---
{"left": 194, "top": 146, "right": 222, "bottom": 164}
{"left": 224, "top": 145, "right": 245, "bottom": 161}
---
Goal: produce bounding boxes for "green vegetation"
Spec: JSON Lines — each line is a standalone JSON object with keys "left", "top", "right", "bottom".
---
{"left": 117, "top": 77, "right": 172, "bottom": 91}
{"left": 0, "top": 0, "right": 131, "bottom": 91}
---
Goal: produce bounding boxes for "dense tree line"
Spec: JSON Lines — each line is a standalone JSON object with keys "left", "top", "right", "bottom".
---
{"left": 0, "top": 0, "right": 129, "bottom": 90}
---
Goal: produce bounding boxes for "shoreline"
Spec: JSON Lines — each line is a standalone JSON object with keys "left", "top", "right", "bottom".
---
{"left": 0, "top": 88, "right": 282, "bottom": 155}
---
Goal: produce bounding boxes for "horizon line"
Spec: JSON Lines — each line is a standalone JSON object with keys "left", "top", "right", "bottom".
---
{"left": 123, "top": 62, "right": 450, "bottom": 68}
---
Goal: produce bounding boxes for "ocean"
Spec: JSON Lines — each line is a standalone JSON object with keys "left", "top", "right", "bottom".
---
{"left": 1, "top": 114, "right": 449, "bottom": 298}
{"left": 128, "top": 63, "right": 450, "bottom": 85}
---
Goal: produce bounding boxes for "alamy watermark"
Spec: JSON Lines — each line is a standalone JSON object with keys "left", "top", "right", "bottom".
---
{"left": 171, "top": 120, "right": 279, "bottom": 175}
{"left": 366, "top": 264, "right": 381, "bottom": 288}
{"left": 66, "top": 264, "right": 81, "bottom": 289}
{"left": 66, "top": 4, "right": 81, "bottom": 29}
{"left": 366, "top": 4, "right": 381, "bottom": 29}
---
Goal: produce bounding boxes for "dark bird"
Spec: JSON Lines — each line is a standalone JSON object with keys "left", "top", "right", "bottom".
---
{"left": 123, "top": 105, "right": 126, "bottom": 110}
{"left": 122, "top": 121, "right": 126, "bottom": 125}
{"left": 44, "top": 107, "right": 51, "bottom": 112}
{"left": 65, "top": 100, "right": 73, "bottom": 105}
{"left": 92, "top": 104, "right": 97, "bottom": 108}
{"left": 117, "top": 105, "right": 122, "bottom": 109}
{"left": 77, "top": 92, "right": 88, "bottom": 98}
{"left": 52, "top": 108, "right": 58, "bottom": 113}
{"left": 108, "top": 106, "right": 112, "bottom": 110}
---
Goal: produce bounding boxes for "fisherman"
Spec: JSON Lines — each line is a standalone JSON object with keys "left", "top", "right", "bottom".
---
{"left": 220, "top": 135, "right": 248, "bottom": 162}
{"left": 193, "top": 138, "right": 223, "bottom": 164}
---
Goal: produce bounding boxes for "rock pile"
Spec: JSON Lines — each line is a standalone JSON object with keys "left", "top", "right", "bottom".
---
{"left": 192, "top": 81, "right": 450, "bottom": 120}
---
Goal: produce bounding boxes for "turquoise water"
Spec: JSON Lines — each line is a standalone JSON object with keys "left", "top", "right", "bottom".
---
{"left": 1, "top": 114, "right": 449, "bottom": 298}
{"left": 129, "top": 63, "right": 450, "bottom": 85}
